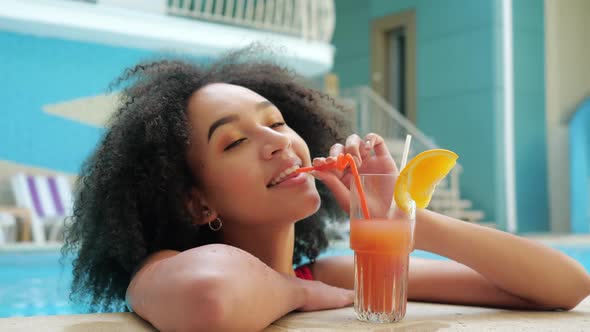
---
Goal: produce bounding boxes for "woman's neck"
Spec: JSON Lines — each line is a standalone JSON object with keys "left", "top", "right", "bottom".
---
{"left": 221, "top": 223, "right": 296, "bottom": 276}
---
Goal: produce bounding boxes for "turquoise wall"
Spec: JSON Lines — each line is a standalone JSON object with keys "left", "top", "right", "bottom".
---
{"left": 332, "top": 0, "right": 549, "bottom": 232}
{"left": 0, "top": 31, "right": 156, "bottom": 174}
{"left": 512, "top": 0, "right": 549, "bottom": 232}
{"left": 570, "top": 99, "right": 590, "bottom": 233}
{"left": 331, "top": 1, "right": 371, "bottom": 88}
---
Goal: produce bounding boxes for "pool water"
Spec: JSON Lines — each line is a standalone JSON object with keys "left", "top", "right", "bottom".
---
{"left": 1, "top": 245, "right": 589, "bottom": 318}
{"left": 0, "top": 252, "right": 86, "bottom": 317}
{"left": 0, "top": 252, "right": 80, "bottom": 317}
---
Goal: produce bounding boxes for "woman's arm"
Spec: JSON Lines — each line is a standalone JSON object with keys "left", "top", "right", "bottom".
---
{"left": 313, "top": 255, "right": 549, "bottom": 309}
{"left": 312, "top": 133, "right": 590, "bottom": 310}
{"left": 313, "top": 210, "right": 590, "bottom": 310}
{"left": 126, "top": 244, "right": 353, "bottom": 332}
{"left": 413, "top": 209, "right": 590, "bottom": 310}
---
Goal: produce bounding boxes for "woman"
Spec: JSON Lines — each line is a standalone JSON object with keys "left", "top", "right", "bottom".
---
{"left": 63, "top": 50, "right": 590, "bottom": 332}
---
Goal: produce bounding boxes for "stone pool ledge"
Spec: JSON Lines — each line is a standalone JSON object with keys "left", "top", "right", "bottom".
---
{"left": 1, "top": 296, "right": 588, "bottom": 331}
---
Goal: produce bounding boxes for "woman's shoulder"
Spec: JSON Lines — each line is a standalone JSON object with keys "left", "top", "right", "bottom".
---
{"left": 137, "top": 244, "right": 244, "bottom": 271}
{"left": 126, "top": 245, "right": 241, "bottom": 311}
{"left": 126, "top": 249, "right": 180, "bottom": 313}
{"left": 146, "top": 249, "right": 181, "bottom": 264}
{"left": 128, "top": 250, "right": 180, "bottom": 292}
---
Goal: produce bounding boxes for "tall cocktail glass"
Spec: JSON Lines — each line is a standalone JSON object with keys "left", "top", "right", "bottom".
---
{"left": 349, "top": 174, "right": 416, "bottom": 323}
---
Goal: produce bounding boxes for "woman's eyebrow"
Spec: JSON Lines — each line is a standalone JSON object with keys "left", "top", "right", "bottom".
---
{"left": 207, "top": 114, "right": 239, "bottom": 142}
{"left": 256, "top": 100, "right": 275, "bottom": 110}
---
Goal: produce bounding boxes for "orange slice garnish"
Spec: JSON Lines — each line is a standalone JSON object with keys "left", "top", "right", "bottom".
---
{"left": 394, "top": 149, "right": 458, "bottom": 213}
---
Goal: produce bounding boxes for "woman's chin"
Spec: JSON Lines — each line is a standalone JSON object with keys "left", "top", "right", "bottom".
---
{"left": 294, "top": 192, "right": 322, "bottom": 220}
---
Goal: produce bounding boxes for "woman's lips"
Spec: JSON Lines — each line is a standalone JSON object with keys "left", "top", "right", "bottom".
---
{"left": 267, "top": 172, "right": 307, "bottom": 188}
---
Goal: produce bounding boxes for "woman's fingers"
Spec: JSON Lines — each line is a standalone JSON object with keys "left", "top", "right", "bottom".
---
{"left": 313, "top": 156, "right": 337, "bottom": 167}
{"left": 364, "top": 133, "right": 398, "bottom": 174}
{"left": 343, "top": 133, "right": 393, "bottom": 167}
{"left": 314, "top": 133, "right": 400, "bottom": 213}
{"left": 364, "top": 133, "right": 390, "bottom": 157}
{"left": 359, "top": 135, "right": 373, "bottom": 161}
{"left": 293, "top": 278, "right": 354, "bottom": 312}
{"left": 344, "top": 134, "right": 363, "bottom": 167}
{"left": 320, "top": 131, "right": 399, "bottom": 173}
{"left": 329, "top": 143, "right": 344, "bottom": 158}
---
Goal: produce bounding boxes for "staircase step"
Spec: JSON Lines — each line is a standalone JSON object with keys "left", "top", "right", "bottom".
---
{"left": 429, "top": 199, "right": 472, "bottom": 210}
{"left": 452, "top": 210, "right": 485, "bottom": 222}
{"left": 431, "top": 189, "right": 457, "bottom": 198}
{"left": 475, "top": 221, "right": 497, "bottom": 228}
{"left": 456, "top": 200, "right": 472, "bottom": 209}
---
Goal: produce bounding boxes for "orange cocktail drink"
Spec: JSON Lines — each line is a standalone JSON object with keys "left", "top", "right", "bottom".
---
{"left": 297, "top": 149, "right": 456, "bottom": 322}
{"left": 349, "top": 174, "right": 415, "bottom": 323}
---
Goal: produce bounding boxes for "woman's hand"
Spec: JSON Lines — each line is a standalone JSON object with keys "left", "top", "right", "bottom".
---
{"left": 287, "top": 275, "right": 354, "bottom": 312}
{"left": 312, "top": 133, "right": 397, "bottom": 213}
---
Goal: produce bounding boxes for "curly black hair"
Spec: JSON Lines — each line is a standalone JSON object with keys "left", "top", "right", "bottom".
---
{"left": 62, "top": 47, "right": 351, "bottom": 312}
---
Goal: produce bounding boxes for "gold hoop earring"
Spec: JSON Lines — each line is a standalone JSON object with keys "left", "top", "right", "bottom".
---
{"left": 208, "top": 217, "right": 222, "bottom": 231}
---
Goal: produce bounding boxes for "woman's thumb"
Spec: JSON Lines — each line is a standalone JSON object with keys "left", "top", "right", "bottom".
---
{"left": 312, "top": 170, "right": 350, "bottom": 213}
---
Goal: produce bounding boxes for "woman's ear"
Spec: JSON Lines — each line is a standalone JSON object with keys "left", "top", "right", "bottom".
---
{"left": 185, "top": 187, "right": 217, "bottom": 226}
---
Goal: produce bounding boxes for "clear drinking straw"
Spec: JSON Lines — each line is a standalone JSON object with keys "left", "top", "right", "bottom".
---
{"left": 387, "top": 134, "right": 412, "bottom": 218}
{"left": 400, "top": 134, "right": 412, "bottom": 172}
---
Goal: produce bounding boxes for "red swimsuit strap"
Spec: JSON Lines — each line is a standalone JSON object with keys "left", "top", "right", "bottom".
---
{"left": 294, "top": 265, "right": 314, "bottom": 281}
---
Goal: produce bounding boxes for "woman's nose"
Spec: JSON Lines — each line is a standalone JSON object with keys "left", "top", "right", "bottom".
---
{"left": 261, "top": 129, "right": 291, "bottom": 160}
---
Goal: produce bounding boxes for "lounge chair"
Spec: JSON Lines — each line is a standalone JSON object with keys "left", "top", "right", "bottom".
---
{"left": 9, "top": 172, "right": 73, "bottom": 244}
{"left": 0, "top": 211, "right": 17, "bottom": 244}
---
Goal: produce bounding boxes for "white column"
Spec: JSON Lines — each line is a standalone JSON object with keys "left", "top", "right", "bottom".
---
{"left": 501, "top": 0, "right": 517, "bottom": 233}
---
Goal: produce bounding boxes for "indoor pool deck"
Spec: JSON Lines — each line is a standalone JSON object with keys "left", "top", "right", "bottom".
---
{"left": 1, "top": 297, "right": 589, "bottom": 331}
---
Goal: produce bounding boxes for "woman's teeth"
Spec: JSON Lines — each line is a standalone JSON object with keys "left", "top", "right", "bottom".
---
{"left": 269, "top": 165, "right": 300, "bottom": 187}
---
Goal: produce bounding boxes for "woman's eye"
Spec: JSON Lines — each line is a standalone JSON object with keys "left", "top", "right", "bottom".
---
{"left": 224, "top": 138, "right": 246, "bottom": 151}
{"left": 270, "top": 122, "right": 285, "bottom": 128}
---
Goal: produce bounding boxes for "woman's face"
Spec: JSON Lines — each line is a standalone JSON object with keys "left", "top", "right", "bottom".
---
{"left": 186, "top": 83, "right": 321, "bottom": 227}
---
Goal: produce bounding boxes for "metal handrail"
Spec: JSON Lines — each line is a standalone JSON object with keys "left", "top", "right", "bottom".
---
{"left": 325, "top": 86, "right": 486, "bottom": 229}
{"left": 340, "top": 86, "right": 465, "bottom": 207}
{"left": 341, "top": 86, "right": 463, "bottom": 171}
{"left": 167, "top": 0, "right": 335, "bottom": 42}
